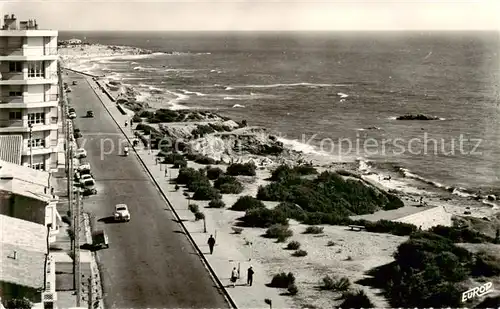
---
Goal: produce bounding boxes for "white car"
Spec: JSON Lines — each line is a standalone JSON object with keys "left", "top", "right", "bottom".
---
{"left": 114, "top": 204, "right": 130, "bottom": 222}
{"left": 77, "top": 163, "right": 91, "bottom": 171}
{"left": 80, "top": 174, "right": 95, "bottom": 186}
{"left": 68, "top": 111, "right": 77, "bottom": 119}
{"left": 74, "top": 148, "right": 87, "bottom": 158}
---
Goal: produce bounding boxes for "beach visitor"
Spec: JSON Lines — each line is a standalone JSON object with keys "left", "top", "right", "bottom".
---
{"left": 230, "top": 267, "right": 238, "bottom": 287}
{"left": 207, "top": 235, "right": 216, "bottom": 254}
{"left": 247, "top": 266, "right": 254, "bottom": 286}
{"left": 124, "top": 121, "right": 128, "bottom": 127}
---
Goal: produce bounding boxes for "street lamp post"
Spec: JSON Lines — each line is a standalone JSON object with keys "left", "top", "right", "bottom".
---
{"left": 29, "top": 123, "right": 33, "bottom": 168}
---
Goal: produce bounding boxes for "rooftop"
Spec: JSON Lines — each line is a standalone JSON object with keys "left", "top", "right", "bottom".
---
{"left": 0, "top": 135, "right": 23, "bottom": 165}
{"left": 0, "top": 214, "right": 46, "bottom": 288}
{"left": 0, "top": 159, "right": 52, "bottom": 201}
{"left": 1, "top": 14, "right": 38, "bottom": 30}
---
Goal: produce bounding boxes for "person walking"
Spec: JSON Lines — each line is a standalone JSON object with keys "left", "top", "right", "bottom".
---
{"left": 207, "top": 235, "right": 216, "bottom": 254}
{"left": 230, "top": 267, "right": 238, "bottom": 287}
{"left": 247, "top": 266, "right": 254, "bottom": 286}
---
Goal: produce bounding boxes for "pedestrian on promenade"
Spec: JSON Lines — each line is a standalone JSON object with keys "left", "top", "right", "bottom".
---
{"left": 207, "top": 235, "right": 216, "bottom": 254}
{"left": 230, "top": 267, "right": 238, "bottom": 287}
{"left": 130, "top": 119, "right": 133, "bottom": 127}
{"left": 125, "top": 121, "right": 128, "bottom": 127}
{"left": 247, "top": 266, "right": 254, "bottom": 286}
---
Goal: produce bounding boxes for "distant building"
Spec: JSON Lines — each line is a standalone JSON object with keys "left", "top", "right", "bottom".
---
{"left": 0, "top": 14, "right": 60, "bottom": 171}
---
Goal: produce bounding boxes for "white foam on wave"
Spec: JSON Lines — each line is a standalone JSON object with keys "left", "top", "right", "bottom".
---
{"left": 180, "top": 89, "right": 206, "bottom": 96}
{"left": 398, "top": 166, "right": 483, "bottom": 199}
{"left": 133, "top": 66, "right": 158, "bottom": 72}
{"left": 224, "top": 97, "right": 235, "bottom": 100}
{"left": 225, "top": 87, "right": 234, "bottom": 91}
{"left": 337, "top": 92, "right": 349, "bottom": 98}
{"left": 277, "top": 137, "right": 324, "bottom": 155}
{"left": 131, "top": 61, "right": 138, "bottom": 65}
{"left": 232, "top": 104, "right": 245, "bottom": 108}
{"left": 165, "top": 90, "right": 190, "bottom": 110}
{"left": 234, "top": 82, "right": 335, "bottom": 89}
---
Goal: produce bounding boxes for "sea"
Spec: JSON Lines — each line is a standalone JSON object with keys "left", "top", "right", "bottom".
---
{"left": 59, "top": 31, "right": 500, "bottom": 198}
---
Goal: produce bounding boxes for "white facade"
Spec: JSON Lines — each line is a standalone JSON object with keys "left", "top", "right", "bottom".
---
{"left": 0, "top": 15, "right": 59, "bottom": 171}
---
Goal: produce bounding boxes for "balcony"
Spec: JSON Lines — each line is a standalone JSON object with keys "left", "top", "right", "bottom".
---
{"left": 22, "top": 146, "right": 56, "bottom": 156}
{"left": 0, "top": 46, "right": 58, "bottom": 57}
{"left": 0, "top": 72, "right": 58, "bottom": 85}
{"left": 0, "top": 119, "right": 23, "bottom": 128}
{"left": 0, "top": 119, "right": 57, "bottom": 133}
{"left": 0, "top": 93, "right": 58, "bottom": 108}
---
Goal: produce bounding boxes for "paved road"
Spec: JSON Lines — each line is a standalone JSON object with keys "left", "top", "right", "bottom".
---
{"left": 67, "top": 72, "right": 230, "bottom": 308}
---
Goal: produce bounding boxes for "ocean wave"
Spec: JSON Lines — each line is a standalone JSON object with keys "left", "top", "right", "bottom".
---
{"left": 277, "top": 137, "right": 333, "bottom": 157}
{"left": 232, "top": 104, "right": 245, "bottom": 108}
{"left": 133, "top": 66, "right": 158, "bottom": 72}
{"left": 225, "top": 87, "right": 234, "bottom": 90}
{"left": 165, "top": 90, "right": 190, "bottom": 110}
{"left": 234, "top": 82, "right": 335, "bottom": 89}
{"left": 180, "top": 89, "right": 206, "bottom": 96}
{"left": 337, "top": 92, "right": 349, "bottom": 98}
{"left": 224, "top": 97, "right": 236, "bottom": 100}
{"left": 397, "top": 167, "right": 482, "bottom": 199}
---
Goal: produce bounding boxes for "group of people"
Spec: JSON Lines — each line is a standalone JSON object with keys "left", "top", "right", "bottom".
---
{"left": 207, "top": 235, "right": 254, "bottom": 288}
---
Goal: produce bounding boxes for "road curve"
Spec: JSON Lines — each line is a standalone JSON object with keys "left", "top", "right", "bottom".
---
{"left": 68, "top": 72, "right": 230, "bottom": 308}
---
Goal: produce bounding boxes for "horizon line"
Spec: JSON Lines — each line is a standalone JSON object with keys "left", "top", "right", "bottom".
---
{"left": 58, "top": 29, "right": 500, "bottom": 32}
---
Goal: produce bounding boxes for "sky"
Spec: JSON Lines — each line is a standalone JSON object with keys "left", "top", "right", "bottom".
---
{"left": 1, "top": 0, "right": 500, "bottom": 31}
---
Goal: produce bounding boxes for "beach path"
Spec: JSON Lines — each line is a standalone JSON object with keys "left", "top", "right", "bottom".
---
{"left": 66, "top": 71, "right": 230, "bottom": 308}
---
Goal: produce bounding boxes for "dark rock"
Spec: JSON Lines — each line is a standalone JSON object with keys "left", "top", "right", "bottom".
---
{"left": 396, "top": 114, "right": 440, "bottom": 120}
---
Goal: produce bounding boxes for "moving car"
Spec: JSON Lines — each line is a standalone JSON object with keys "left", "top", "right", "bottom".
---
{"left": 74, "top": 148, "right": 87, "bottom": 158}
{"left": 68, "top": 111, "right": 77, "bottom": 119}
{"left": 114, "top": 204, "right": 130, "bottom": 222}
{"left": 86, "top": 110, "right": 94, "bottom": 118}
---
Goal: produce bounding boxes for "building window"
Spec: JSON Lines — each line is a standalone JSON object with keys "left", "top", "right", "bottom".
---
{"left": 9, "top": 62, "right": 23, "bottom": 73}
{"left": 28, "top": 112, "right": 45, "bottom": 124}
{"left": 9, "top": 91, "right": 22, "bottom": 97}
{"left": 28, "top": 138, "right": 45, "bottom": 148}
{"left": 31, "top": 162, "right": 46, "bottom": 170}
{"left": 9, "top": 111, "right": 22, "bottom": 119}
{"left": 28, "top": 61, "right": 44, "bottom": 78}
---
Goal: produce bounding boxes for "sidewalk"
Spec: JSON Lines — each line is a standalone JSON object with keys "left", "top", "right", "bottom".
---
{"left": 52, "top": 83, "right": 105, "bottom": 309}
{"left": 82, "top": 73, "right": 293, "bottom": 309}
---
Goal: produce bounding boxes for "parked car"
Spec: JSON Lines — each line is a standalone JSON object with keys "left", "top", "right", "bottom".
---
{"left": 114, "top": 204, "right": 130, "bottom": 222}
{"left": 72, "top": 81, "right": 77, "bottom": 85}
{"left": 74, "top": 148, "right": 87, "bottom": 158}
{"left": 77, "top": 163, "right": 91, "bottom": 172}
{"left": 81, "top": 175, "right": 95, "bottom": 187}
{"left": 86, "top": 110, "right": 94, "bottom": 118}
{"left": 68, "top": 107, "right": 75, "bottom": 113}
{"left": 68, "top": 111, "right": 77, "bottom": 119}
{"left": 73, "top": 185, "right": 97, "bottom": 196}
{"left": 91, "top": 230, "right": 109, "bottom": 249}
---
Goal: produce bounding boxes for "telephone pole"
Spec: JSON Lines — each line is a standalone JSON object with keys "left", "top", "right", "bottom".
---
{"left": 75, "top": 188, "right": 81, "bottom": 306}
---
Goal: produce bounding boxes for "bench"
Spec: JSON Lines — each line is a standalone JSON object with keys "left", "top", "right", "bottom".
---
{"left": 348, "top": 225, "right": 365, "bottom": 231}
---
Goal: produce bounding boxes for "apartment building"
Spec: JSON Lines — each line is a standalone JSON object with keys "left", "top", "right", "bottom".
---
{"left": 0, "top": 14, "right": 59, "bottom": 171}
